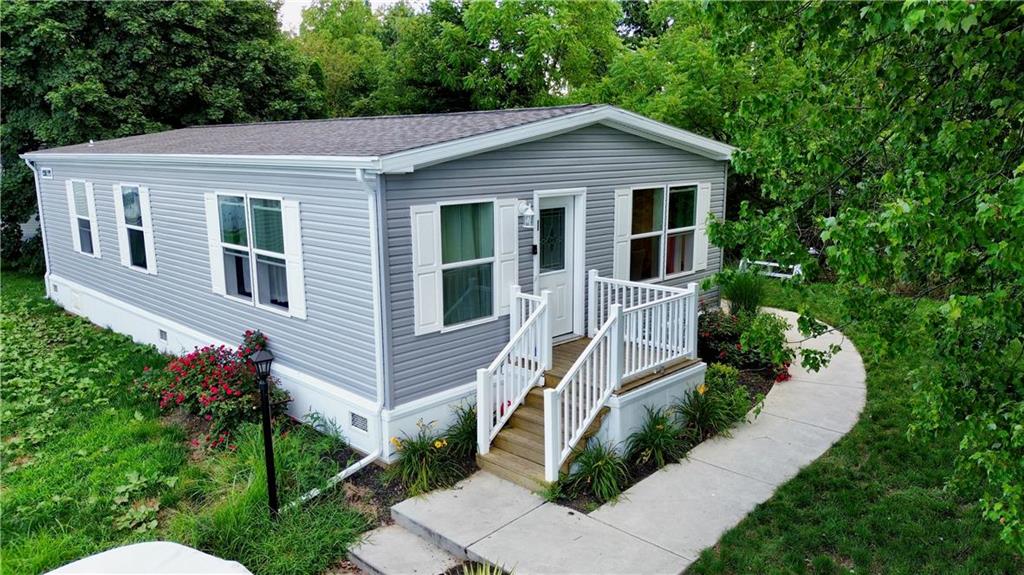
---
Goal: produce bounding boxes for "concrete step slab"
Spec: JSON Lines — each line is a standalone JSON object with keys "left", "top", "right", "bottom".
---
{"left": 687, "top": 412, "right": 843, "bottom": 485}
{"left": 468, "top": 503, "right": 689, "bottom": 575}
{"left": 590, "top": 459, "right": 777, "bottom": 561}
{"left": 348, "top": 524, "right": 459, "bottom": 575}
{"left": 391, "top": 472, "right": 545, "bottom": 559}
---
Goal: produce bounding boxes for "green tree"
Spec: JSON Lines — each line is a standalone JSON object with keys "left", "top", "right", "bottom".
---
{"left": 296, "top": 0, "right": 385, "bottom": 116}
{"left": 0, "top": 0, "right": 324, "bottom": 267}
{"left": 705, "top": 2, "right": 1024, "bottom": 548}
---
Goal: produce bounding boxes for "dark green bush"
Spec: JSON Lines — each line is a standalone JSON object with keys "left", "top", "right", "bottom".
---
{"left": 624, "top": 406, "right": 689, "bottom": 469}
{"left": 563, "top": 439, "right": 630, "bottom": 503}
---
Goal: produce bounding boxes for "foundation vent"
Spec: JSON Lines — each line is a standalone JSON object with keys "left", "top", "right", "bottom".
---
{"left": 350, "top": 412, "right": 368, "bottom": 432}
{"left": 158, "top": 329, "right": 168, "bottom": 341}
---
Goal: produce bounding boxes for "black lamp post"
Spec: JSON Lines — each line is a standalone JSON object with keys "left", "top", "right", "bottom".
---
{"left": 251, "top": 348, "right": 279, "bottom": 519}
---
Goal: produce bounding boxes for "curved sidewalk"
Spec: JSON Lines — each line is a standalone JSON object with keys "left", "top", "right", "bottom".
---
{"left": 353, "top": 308, "right": 867, "bottom": 574}
{"left": 587, "top": 308, "right": 866, "bottom": 569}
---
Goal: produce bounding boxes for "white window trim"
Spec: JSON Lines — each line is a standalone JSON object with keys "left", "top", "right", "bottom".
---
{"left": 212, "top": 191, "right": 302, "bottom": 319}
{"left": 628, "top": 181, "right": 704, "bottom": 283}
{"left": 436, "top": 197, "right": 500, "bottom": 334}
{"left": 114, "top": 183, "right": 157, "bottom": 274}
{"left": 66, "top": 179, "right": 100, "bottom": 258}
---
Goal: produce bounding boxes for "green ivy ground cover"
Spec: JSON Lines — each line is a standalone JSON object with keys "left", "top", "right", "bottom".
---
{"left": 0, "top": 273, "right": 366, "bottom": 575}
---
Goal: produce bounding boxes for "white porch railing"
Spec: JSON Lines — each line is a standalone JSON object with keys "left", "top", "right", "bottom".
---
{"left": 543, "top": 271, "right": 699, "bottom": 481}
{"left": 476, "top": 287, "right": 552, "bottom": 455}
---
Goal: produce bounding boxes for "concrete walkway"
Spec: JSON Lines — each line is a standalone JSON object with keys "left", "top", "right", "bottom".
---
{"left": 350, "top": 309, "right": 866, "bottom": 574}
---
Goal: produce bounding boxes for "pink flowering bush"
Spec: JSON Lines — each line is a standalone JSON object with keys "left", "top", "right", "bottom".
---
{"left": 139, "top": 330, "right": 290, "bottom": 446}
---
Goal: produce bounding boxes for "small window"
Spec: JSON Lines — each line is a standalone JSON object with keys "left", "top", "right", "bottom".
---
{"left": 440, "top": 202, "right": 494, "bottom": 326}
{"left": 119, "top": 185, "right": 150, "bottom": 270}
{"left": 216, "top": 195, "right": 290, "bottom": 312}
{"left": 68, "top": 180, "right": 98, "bottom": 256}
{"left": 629, "top": 184, "right": 699, "bottom": 281}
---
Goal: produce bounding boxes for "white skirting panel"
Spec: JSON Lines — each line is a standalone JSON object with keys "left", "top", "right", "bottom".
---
{"left": 597, "top": 362, "right": 708, "bottom": 449}
{"left": 380, "top": 381, "right": 476, "bottom": 462}
{"left": 45, "top": 274, "right": 382, "bottom": 455}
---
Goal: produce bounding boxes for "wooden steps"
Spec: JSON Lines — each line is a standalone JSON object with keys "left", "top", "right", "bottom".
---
{"left": 478, "top": 337, "right": 690, "bottom": 492}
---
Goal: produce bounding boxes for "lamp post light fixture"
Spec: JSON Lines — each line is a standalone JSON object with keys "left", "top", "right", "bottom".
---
{"left": 250, "top": 348, "right": 279, "bottom": 519}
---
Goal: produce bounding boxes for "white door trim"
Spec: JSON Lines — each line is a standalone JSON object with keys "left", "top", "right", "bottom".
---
{"left": 533, "top": 187, "right": 586, "bottom": 338}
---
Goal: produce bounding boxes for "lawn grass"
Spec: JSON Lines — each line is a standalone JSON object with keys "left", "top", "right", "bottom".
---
{"left": 688, "top": 282, "right": 1023, "bottom": 574}
{"left": 1, "top": 273, "right": 367, "bottom": 575}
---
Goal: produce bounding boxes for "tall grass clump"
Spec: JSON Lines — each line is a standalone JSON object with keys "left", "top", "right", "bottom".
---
{"left": 169, "top": 422, "right": 367, "bottom": 575}
{"left": 385, "top": 422, "right": 466, "bottom": 495}
{"left": 719, "top": 269, "right": 765, "bottom": 315}
{"left": 445, "top": 403, "right": 477, "bottom": 460}
{"left": 563, "top": 440, "right": 630, "bottom": 504}
{"left": 624, "top": 406, "right": 689, "bottom": 469}
{"left": 675, "top": 364, "right": 755, "bottom": 441}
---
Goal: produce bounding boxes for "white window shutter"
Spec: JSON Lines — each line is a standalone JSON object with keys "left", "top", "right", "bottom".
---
{"left": 65, "top": 181, "right": 82, "bottom": 253}
{"left": 281, "top": 199, "right": 307, "bottom": 319}
{"left": 85, "top": 182, "right": 100, "bottom": 258}
{"left": 204, "top": 193, "right": 226, "bottom": 295}
{"left": 139, "top": 186, "right": 157, "bottom": 274}
{"left": 112, "top": 184, "right": 131, "bottom": 267}
{"left": 495, "top": 198, "right": 519, "bottom": 316}
{"left": 612, "top": 188, "right": 632, "bottom": 279}
{"left": 693, "top": 181, "right": 712, "bottom": 272}
{"left": 410, "top": 204, "right": 442, "bottom": 335}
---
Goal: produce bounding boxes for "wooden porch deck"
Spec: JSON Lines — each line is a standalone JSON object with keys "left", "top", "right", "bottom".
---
{"left": 547, "top": 336, "right": 700, "bottom": 392}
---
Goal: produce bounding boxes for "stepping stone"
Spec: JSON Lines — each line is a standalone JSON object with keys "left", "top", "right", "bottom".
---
{"left": 348, "top": 524, "right": 459, "bottom": 575}
{"left": 468, "top": 503, "right": 689, "bottom": 575}
{"left": 392, "top": 472, "right": 545, "bottom": 558}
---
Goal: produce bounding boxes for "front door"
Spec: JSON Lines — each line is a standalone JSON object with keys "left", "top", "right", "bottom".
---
{"left": 537, "top": 195, "right": 575, "bottom": 337}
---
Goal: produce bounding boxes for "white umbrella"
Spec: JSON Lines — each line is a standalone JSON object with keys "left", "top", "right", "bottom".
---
{"left": 47, "top": 541, "right": 252, "bottom": 574}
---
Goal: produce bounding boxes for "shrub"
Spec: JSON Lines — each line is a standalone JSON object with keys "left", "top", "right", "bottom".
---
{"left": 445, "top": 403, "right": 477, "bottom": 461}
{"left": 139, "top": 330, "right": 290, "bottom": 446}
{"left": 624, "top": 406, "right": 688, "bottom": 469}
{"left": 740, "top": 312, "right": 796, "bottom": 368}
{"left": 563, "top": 440, "right": 630, "bottom": 503}
{"left": 386, "top": 421, "right": 465, "bottom": 495}
{"left": 675, "top": 364, "right": 755, "bottom": 441}
{"left": 718, "top": 269, "right": 765, "bottom": 315}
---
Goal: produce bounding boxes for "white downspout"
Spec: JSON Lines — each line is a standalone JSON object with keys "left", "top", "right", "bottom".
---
{"left": 21, "top": 157, "right": 53, "bottom": 293}
{"left": 287, "top": 167, "right": 387, "bottom": 509}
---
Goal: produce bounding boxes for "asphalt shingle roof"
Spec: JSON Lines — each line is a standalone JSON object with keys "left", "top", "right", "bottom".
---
{"left": 32, "top": 104, "right": 598, "bottom": 157}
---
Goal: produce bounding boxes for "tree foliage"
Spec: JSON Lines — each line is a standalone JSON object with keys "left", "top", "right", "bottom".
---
{"left": 1, "top": 0, "right": 324, "bottom": 264}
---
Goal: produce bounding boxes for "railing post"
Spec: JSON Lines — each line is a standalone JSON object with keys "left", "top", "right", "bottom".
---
{"left": 543, "top": 388, "right": 560, "bottom": 483}
{"left": 587, "top": 269, "right": 599, "bottom": 337}
{"left": 687, "top": 282, "right": 700, "bottom": 359}
{"left": 609, "top": 303, "right": 624, "bottom": 390}
{"left": 476, "top": 368, "right": 492, "bottom": 455}
{"left": 540, "top": 289, "right": 553, "bottom": 370}
{"left": 509, "top": 284, "right": 522, "bottom": 340}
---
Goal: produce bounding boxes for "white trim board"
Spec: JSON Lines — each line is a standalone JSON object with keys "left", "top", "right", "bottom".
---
{"left": 23, "top": 106, "right": 735, "bottom": 175}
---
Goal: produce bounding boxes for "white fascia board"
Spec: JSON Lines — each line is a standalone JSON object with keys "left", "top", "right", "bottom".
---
{"left": 377, "top": 105, "right": 735, "bottom": 173}
{"left": 20, "top": 152, "right": 381, "bottom": 173}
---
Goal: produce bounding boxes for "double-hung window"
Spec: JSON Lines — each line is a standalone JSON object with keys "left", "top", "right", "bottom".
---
{"left": 65, "top": 180, "right": 100, "bottom": 257}
{"left": 614, "top": 182, "right": 710, "bottom": 282}
{"left": 440, "top": 202, "right": 495, "bottom": 326}
{"left": 409, "top": 198, "right": 518, "bottom": 335}
{"left": 113, "top": 184, "right": 157, "bottom": 273}
{"left": 204, "top": 193, "right": 307, "bottom": 319}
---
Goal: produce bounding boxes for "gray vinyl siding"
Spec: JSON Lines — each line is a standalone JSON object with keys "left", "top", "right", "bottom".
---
{"left": 37, "top": 161, "right": 379, "bottom": 400}
{"left": 383, "top": 123, "right": 727, "bottom": 406}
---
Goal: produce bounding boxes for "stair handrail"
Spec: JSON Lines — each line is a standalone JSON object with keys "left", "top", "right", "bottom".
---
{"left": 542, "top": 304, "right": 623, "bottom": 482}
{"left": 477, "top": 287, "right": 551, "bottom": 455}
